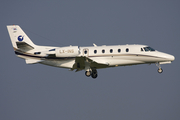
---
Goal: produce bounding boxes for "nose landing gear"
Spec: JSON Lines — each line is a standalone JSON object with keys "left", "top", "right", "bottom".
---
{"left": 156, "top": 63, "right": 163, "bottom": 73}
{"left": 157, "top": 67, "right": 163, "bottom": 73}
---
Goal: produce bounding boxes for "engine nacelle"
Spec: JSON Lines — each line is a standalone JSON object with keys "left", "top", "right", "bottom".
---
{"left": 55, "top": 46, "right": 80, "bottom": 57}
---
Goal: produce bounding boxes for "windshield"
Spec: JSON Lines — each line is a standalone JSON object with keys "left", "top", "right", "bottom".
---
{"left": 143, "top": 47, "right": 155, "bottom": 51}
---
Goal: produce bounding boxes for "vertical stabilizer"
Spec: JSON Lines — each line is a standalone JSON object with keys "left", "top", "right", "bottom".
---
{"left": 7, "top": 25, "right": 36, "bottom": 51}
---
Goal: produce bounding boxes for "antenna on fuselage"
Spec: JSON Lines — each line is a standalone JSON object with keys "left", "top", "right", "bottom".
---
{"left": 93, "top": 43, "right": 97, "bottom": 47}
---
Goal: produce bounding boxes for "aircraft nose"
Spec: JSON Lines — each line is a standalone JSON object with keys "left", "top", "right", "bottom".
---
{"left": 166, "top": 54, "right": 175, "bottom": 61}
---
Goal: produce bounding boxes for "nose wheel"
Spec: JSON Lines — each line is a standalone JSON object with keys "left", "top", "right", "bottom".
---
{"left": 156, "top": 63, "right": 163, "bottom": 73}
{"left": 157, "top": 68, "right": 163, "bottom": 73}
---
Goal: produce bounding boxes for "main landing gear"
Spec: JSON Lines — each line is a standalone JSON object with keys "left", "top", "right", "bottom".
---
{"left": 85, "top": 69, "right": 98, "bottom": 79}
{"left": 156, "top": 62, "right": 163, "bottom": 73}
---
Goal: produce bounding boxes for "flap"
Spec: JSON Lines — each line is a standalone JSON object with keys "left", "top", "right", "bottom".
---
{"left": 71, "top": 56, "right": 109, "bottom": 72}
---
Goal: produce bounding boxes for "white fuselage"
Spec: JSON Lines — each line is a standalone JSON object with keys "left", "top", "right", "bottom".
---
{"left": 7, "top": 25, "right": 175, "bottom": 78}
{"left": 16, "top": 44, "right": 174, "bottom": 69}
{"left": 80, "top": 44, "right": 174, "bottom": 67}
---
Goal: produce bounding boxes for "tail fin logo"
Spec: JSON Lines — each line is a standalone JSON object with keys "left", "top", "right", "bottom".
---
{"left": 18, "top": 35, "right": 24, "bottom": 41}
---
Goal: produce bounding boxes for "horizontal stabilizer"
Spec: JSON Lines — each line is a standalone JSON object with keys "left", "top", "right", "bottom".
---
{"left": 16, "top": 42, "right": 34, "bottom": 51}
{"left": 25, "top": 59, "right": 43, "bottom": 64}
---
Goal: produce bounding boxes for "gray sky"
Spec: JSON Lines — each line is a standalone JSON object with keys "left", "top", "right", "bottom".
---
{"left": 1, "top": 0, "right": 180, "bottom": 120}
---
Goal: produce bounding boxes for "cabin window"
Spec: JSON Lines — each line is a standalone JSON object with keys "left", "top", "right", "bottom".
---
{"left": 94, "top": 50, "right": 97, "bottom": 54}
{"left": 118, "top": 49, "right": 121, "bottom": 53}
{"left": 126, "top": 48, "right": 129, "bottom": 52}
{"left": 84, "top": 50, "right": 87, "bottom": 54}
{"left": 141, "top": 48, "right": 144, "bottom": 51}
{"left": 102, "top": 49, "right": 105, "bottom": 53}
{"left": 110, "top": 49, "right": 113, "bottom": 53}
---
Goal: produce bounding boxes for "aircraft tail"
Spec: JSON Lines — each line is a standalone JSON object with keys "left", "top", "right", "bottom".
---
{"left": 7, "top": 25, "right": 36, "bottom": 52}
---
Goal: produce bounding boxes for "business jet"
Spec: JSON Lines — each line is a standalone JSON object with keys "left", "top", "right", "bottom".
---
{"left": 7, "top": 25, "right": 175, "bottom": 79}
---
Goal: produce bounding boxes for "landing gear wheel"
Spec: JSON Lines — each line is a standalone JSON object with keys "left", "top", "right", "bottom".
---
{"left": 158, "top": 68, "right": 163, "bottom": 73}
{"left": 85, "top": 71, "right": 91, "bottom": 77}
{"left": 91, "top": 69, "right": 98, "bottom": 79}
{"left": 156, "top": 63, "right": 163, "bottom": 74}
{"left": 91, "top": 73, "right": 98, "bottom": 79}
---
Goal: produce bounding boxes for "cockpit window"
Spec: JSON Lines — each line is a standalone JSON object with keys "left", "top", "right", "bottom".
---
{"left": 144, "top": 47, "right": 149, "bottom": 51}
{"left": 143, "top": 47, "right": 155, "bottom": 51}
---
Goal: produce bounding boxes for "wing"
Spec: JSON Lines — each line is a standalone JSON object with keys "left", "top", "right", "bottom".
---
{"left": 71, "top": 56, "right": 109, "bottom": 72}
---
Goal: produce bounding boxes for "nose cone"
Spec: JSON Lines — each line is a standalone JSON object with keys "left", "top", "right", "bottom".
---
{"left": 156, "top": 52, "right": 175, "bottom": 62}
{"left": 166, "top": 54, "right": 175, "bottom": 61}
{"left": 170, "top": 55, "right": 175, "bottom": 61}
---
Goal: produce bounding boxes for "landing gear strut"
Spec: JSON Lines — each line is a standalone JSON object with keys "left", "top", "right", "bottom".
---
{"left": 156, "top": 63, "right": 163, "bottom": 73}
